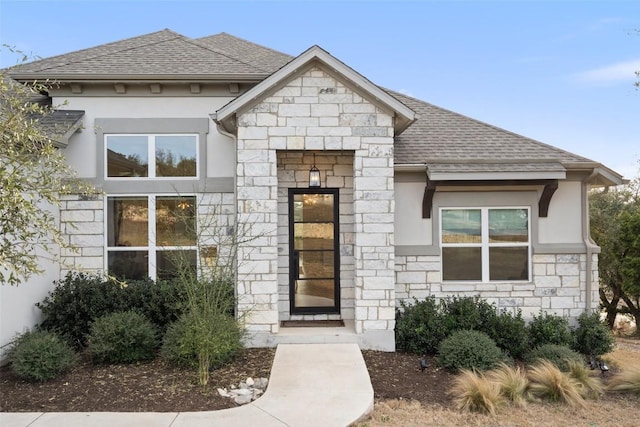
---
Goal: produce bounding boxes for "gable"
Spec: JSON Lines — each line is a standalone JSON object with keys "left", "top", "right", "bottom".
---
{"left": 214, "top": 45, "right": 416, "bottom": 135}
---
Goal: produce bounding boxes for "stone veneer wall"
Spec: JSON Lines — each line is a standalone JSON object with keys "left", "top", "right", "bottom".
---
{"left": 60, "top": 194, "right": 105, "bottom": 277}
{"left": 395, "top": 253, "right": 600, "bottom": 319}
{"left": 235, "top": 65, "right": 397, "bottom": 350}
{"left": 276, "top": 151, "right": 355, "bottom": 322}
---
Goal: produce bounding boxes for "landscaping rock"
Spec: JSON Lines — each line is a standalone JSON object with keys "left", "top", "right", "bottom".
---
{"left": 217, "top": 377, "right": 269, "bottom": 405}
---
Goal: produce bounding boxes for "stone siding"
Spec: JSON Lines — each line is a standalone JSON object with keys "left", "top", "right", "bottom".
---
{"left": 235, "top": 65, "right": 396, "bottom": 349}
{"left": 395, "top": 253, "right": 599, "bottom": 319}
{"left": 60, "top": 194, "right": 104, "bottom": 277}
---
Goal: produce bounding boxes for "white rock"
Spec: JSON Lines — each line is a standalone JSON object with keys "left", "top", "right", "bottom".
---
{"left": 235, "top": 388, "right": 252, "bottom": 396}
{"left": 246, "top": 377, "right": 254, "bottom": 387}
{"left": 234, "top": 394, "right": 252, "bottom": 405}
{"left": 217, "top": 388, "right": 229, "bottom": 397}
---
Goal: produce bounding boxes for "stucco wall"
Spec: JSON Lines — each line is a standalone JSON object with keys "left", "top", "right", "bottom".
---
{"left": 54, "top": 96, "right": 236, "bottom": 179}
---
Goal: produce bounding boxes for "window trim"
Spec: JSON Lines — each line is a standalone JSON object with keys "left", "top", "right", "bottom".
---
{"left": 440, "top": 206, "right": 531, "bottom": 283}
{"left": 104, "top": 133, "right": 199, "bottom": 180}
{"left": 105, "top": 194, "right": 198, "bottom": 280}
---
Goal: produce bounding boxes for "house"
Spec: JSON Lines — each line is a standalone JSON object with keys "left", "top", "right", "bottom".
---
{"left": 1, "top": 30, "right": 624, "bottom": 351}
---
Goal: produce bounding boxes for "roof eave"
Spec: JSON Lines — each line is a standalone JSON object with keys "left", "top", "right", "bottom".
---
{"left": 563, "top": 162, "right": 626, "bottom": 187}
{"left": 8, "top": 73, "right": 270, "bottom": 84}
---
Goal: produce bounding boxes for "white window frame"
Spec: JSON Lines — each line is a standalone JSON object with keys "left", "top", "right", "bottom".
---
{"left": 440, "top": 206, "right": 531, "bottom": 283}
{"left": 105, "top": 194, "right": 198, "bottom": 280}
{"left": 104, "top": 134, "right": 199, "bottom": 180}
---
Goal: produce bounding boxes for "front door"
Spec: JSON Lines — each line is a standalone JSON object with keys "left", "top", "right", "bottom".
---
{"left": 288, "top": 188, "right": 340, "bottom": 314}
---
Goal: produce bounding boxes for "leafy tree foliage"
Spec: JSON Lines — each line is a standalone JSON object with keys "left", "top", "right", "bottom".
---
{"left": 590, "top": 164, "right": 640, "bottom": 333}
{"left": 0, "top": 49, "right": 95, "bottom": 285}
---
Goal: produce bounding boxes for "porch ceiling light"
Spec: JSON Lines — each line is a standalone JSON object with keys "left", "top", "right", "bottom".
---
{"left": 309, "top": 153, "right": 321, "bottom": 188}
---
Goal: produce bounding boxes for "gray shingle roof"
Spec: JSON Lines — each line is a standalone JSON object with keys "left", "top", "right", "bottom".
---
{"left": 39, "top": 110, "right": 85, "bottom": 147}
{"left": 197, "top": 32, "right": 293, "bottom": 74}
{"left": 6, "top": 29, "right": 268, "bottom": 79}
{"left": 389, "top": 91, "right": 594, "bottom": 171}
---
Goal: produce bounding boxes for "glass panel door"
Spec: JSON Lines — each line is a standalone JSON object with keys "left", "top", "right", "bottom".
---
{"left": 289, "top": 188, "right": 340, "bottom": 314}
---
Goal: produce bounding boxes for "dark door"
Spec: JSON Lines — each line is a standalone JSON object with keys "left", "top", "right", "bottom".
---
{"left": 288, "top": 188, "right": 340, "bottom": 314}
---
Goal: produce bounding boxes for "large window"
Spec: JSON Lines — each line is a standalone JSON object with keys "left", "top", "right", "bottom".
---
{"left": 106, "top": 195, "right": 197, "bottom": 280}
{"left": 106, "top": 134, "right": 198, "bottom": 178}
{"left": 441, "top": 208, "right": 530, "bottom": 282}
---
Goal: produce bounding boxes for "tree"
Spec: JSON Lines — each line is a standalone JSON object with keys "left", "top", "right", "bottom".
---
{"left": 0, "top": 52, "right": 95, "bottom": 286}
{"left": 590, "top": 165, "right": 640, "bottom": 333}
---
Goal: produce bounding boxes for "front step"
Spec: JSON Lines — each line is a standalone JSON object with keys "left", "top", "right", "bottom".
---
{"left": 271, "top": 319, "right": 358, "bottom": 345}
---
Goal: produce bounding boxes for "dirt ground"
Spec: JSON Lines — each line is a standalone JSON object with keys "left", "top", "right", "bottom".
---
{"left": 360, "top": 337, "right": 640, "bottom": 427}
{"left": 1, "top": 338, "right": 639, "bottom": 427}
{"left": 0, "top": 346, "right": 453, "bottom": 413}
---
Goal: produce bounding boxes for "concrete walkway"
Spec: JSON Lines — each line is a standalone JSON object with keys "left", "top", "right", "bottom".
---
{"left": 1, "top": 343, "right": 374, "bottom": 427}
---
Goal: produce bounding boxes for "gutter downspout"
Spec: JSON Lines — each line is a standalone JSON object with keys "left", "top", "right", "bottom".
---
{"left": 211, "top": 114, "right": 240, "bottom": 318}
{"left": 582, "top": 168, "right": 600, "bottom": 313}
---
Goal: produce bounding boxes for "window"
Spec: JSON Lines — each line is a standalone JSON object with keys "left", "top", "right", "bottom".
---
{"left": 106, "top": 195, "right": 197, "bottom": 280}
{"left": 441, "top": 208, "right": 530, "bottom": 282}
{"left": 106, "top": 134, "right": 198, "bottom": 178}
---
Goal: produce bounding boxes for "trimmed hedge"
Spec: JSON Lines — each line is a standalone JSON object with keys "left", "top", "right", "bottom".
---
{"left": 37, "top": 272, "right": 183, "bottom": 349}
{"left": 437, "top": 330, "right": 505, "bottom": 372}
{"left": 89, "top": 311, "right": 159, "bottom": 364}
{"left": 8, "top": 330, "right": 78, "bottom": 382}
{"left": 524, "top": 344, "right": 584, "bottom": 372}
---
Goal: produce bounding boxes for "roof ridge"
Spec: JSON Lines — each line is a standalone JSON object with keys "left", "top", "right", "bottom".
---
{"left": 182, "top": 35, "right": 268, "bottom": 74}
{"left": 200, "top": 32, "right": 295, "bottom": 59}
{"left": 8, "top": 29, "right": 182, "bottom": 74}
{"left": 387, "top": 88, "right": 591, "bottom": 163}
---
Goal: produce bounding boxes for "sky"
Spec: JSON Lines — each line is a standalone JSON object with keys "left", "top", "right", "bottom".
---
{"left": 1, "top": 0, "right": 638, "bottom": 180}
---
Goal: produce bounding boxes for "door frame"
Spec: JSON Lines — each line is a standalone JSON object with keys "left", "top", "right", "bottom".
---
{"left": 288, "top": 188, "right": 341, "bottom": 315}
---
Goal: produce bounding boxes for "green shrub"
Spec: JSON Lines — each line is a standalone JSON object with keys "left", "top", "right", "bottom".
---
{"left": 8, "top": 330, "right": 78, "bottom": 382}
{"left": 524, "top": 344, "right": 584, "bottom": 372}
{"left": 37, "top": 272, "right": 183, "bottom": 349}
{"left": 437, "top": 330, "right": 504, "bottom": 372}
{"left": 161, "top": 312, "right": 243, "bottom": 371}
{"left": 161, "top": 315, "right": 198, "bottom": 368}
{"left": 440, "top": 296, "right": 498, "bottom": 337}
{"left": 37, "top": 273, "right": 123, "bottom": 348}
{"left": 527, "top": 311, "right": 573, "bottom": 349}
{"left": 395, "top": 297, "right": 444, "bottom": 354}
{"left": 484, "top": 309, "right": 529, "bottom": 360}
{"left": 89, "top": 311, "right": 159, "bottom": 364}
{"left": 571, "top": 312, "right": 615, "bottom": 357}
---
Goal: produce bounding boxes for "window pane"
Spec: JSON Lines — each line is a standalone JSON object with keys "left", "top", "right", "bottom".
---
{"left": 157, "top": 250, "right": 197, "bottom": 280}
{"left": 294, "top": 279, "right": 335, "bottom": 307}
{"left": 107, "top": 197, "right": 148, "bottom": 247}
{"left": 156, "top": 197, "right": 196, "bottom": 246}
{"left": 442, "top": 247, "right": 482, "bottom": 281}
{"left": 489, "top": 209, "right": 528, "bottom": 243}
{"left": 299, "top": 251, "right": 334, "bottom": 279}
{"left": 442, "top": 209, "right": 481, "bottom": 243}
{"left": 106, "top": 136, "right": 148, "bottom": 177}
{"left": 294, "top": 223, "right": 334, "bottom": 250}
{"left": 293, "top": 194, "right": 334, "bottom": 222}
{"left": 155, "top": 136, "right": 197, "bottom": 177}
{"left": 490, "top": 247, "right": 529, "bottom": 280}
{"left": 108, "top": 251, "right": 148, "bottom": 280}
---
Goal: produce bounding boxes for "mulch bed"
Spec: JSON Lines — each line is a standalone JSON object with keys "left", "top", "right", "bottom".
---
{"left": 0, "top": 349, "right": 452, "bottom": 412}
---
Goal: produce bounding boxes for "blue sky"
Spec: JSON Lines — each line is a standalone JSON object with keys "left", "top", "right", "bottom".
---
{"left": 1, "top": 0, "right": 638, "bottom": 179}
